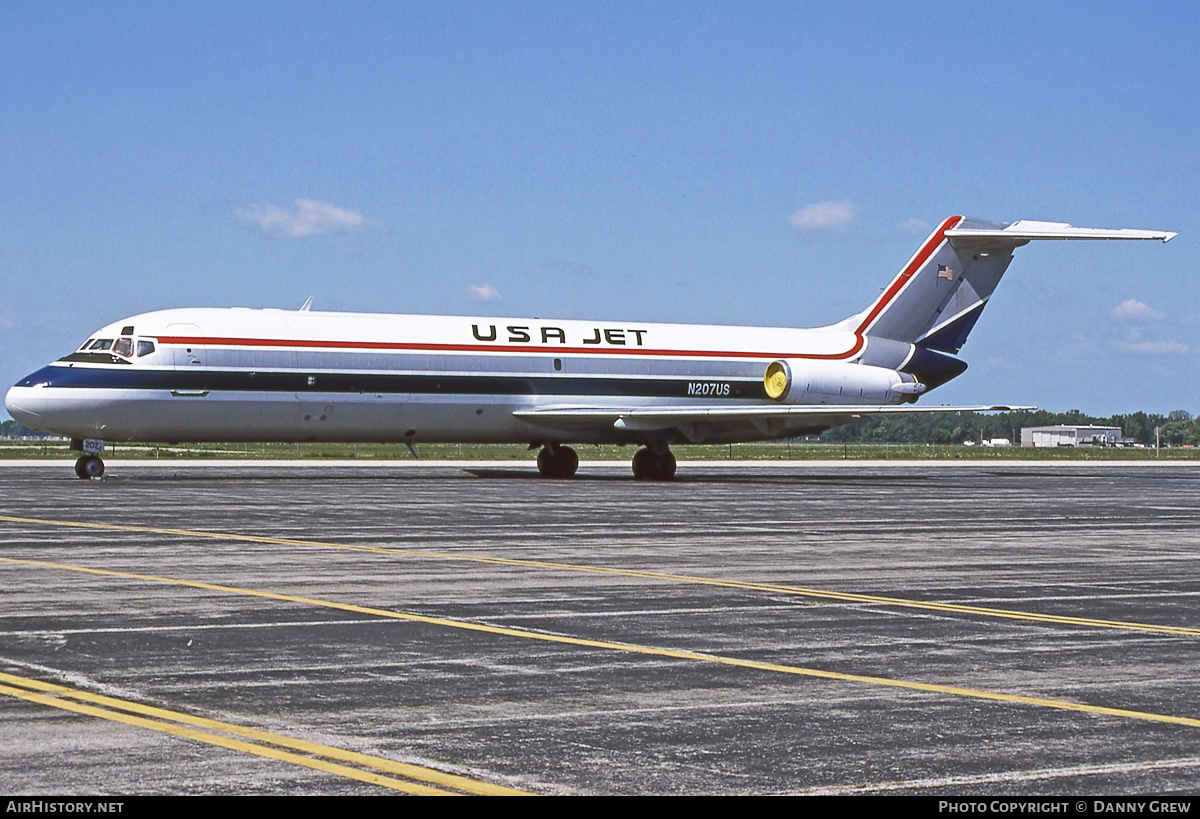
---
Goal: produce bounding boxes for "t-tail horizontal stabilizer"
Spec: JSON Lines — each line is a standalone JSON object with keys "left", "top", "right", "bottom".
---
{"left": 856, "top": 217, "right": 1176, "bottom": 361}
{"left": 946, "top": 221, "right": 1177, "bottom": 245}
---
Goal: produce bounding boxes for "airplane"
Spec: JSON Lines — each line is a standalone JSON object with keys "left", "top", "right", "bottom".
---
{"left": 4, "top": 216, "right": 1176, "bottom": 480}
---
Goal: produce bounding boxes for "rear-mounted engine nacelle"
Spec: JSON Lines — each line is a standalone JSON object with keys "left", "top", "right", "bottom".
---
{"left": 763, "top": 359, "right": 924, "bottom": 404}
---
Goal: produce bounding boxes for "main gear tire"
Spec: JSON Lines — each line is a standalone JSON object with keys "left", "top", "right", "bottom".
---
{"left": 537, "top": 445, "right": 579, "bottom": 478}
{"left": 631, "top": 448, "right": 676, "bottom": 481}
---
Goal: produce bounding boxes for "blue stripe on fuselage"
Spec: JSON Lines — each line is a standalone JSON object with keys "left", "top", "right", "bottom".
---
{"left": 14, "top": 364, "right": 766, "bottom": 400}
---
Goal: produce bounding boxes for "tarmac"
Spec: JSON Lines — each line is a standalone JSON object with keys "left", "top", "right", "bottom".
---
{"left": 1, "top": 459, "right": 1199, "bottom": 795}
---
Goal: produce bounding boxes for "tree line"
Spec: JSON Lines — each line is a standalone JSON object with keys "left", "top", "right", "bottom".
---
{"left": 818, "top": 408, "right": 1200, "bottom": 446}
{"left": 0, "top": 420, "right": 53, "bottom": 439}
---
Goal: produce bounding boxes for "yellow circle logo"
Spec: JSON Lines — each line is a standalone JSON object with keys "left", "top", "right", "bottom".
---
{"left": 764, "top": 361, "right": 789, "bottom": 400}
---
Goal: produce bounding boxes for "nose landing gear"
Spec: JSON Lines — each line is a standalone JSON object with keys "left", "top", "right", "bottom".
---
{"left": 74, "top": 455, "right": 105, "bottom": 480}
{"left": 71, "top": 438, "right": 106, "bottom": 479}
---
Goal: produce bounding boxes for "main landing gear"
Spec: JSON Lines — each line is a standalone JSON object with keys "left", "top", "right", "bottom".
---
{"left": 535, "top": 443, "right": 678, "bottom": 480}
{"left": 537, "top": 444, "right": 579, "bottom": 478}
{"left": 74, "top": 455, "right": 105, "bottom": 480}
{"left": 631, "top": 447, "right": 676, "bottom": 481}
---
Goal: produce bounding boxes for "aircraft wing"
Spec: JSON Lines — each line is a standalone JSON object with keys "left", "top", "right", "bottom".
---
{"left": 514, "top": 404, "right": 1032, "bottom": 442}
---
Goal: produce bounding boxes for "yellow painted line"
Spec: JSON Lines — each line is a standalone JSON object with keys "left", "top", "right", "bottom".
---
{"left": 0, "top": 671, "right": 529, "bottom": 795}
{"left": 4, "top": 555, "right": 1200, "bottom": 731}
{"left": 0, "top": 682, "right": 452, "bottom": 794}
{"left": 1, "top": 513, "right": 1196, "bottom": 637}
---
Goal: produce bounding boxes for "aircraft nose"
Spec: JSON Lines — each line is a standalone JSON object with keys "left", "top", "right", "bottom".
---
{"left": 4, "top": 385, "right": 45, "bottom": 427}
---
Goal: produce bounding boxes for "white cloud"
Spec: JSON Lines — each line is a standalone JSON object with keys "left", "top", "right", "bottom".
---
{"left": 1111, "top": 298, "right": 1164, "bottom": 320}
{"left": 896, "top": 217, "right": 931, "bottom": 237}
{"left": 234, "top": 199, "right": 366, "bottom": 239}
{"left": 468, "top": 283, "right": 502, "bottom": 302}
{"left": 1118, "top": 339, "right": 1189, "bottom": 354}
{"left": 788, "top": 200, "right": 855, "bottom": 231}
{"left": 1113, "top": 327, "right": 1188, "bottom": 354}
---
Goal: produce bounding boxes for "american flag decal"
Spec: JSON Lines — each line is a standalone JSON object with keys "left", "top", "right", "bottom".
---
{"left": 937, "top": 264, "right": 954, "bottom": 281}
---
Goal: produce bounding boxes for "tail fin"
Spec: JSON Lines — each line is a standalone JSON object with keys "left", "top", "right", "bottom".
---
{"left": 847, "top": 216, "right": 1011, "bottom": 352}
{"left": 843, "top": 216, "right": 1176, "bottom": 353}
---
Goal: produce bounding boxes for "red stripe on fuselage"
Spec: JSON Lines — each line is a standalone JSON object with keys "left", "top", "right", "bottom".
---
{"left": 152, "top": 220, "right": 958, "bottom": 364}
{"left": 154, "top": 335, "right": 866, "bottom": 361}
{"left": 854, "top": 215, "right": 963, "bottom": 335}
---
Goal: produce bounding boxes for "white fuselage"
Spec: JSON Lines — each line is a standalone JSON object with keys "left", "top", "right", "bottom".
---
{"left": 5, "top": 307, "right": 919, "bottom": 446}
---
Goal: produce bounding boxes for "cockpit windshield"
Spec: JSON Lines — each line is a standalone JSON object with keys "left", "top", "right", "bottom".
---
{"left": 67, "top": 335, "right": 154, "bottom": 361}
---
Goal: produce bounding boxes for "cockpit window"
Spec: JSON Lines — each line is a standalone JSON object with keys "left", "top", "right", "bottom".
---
{"left": 89, "top": 339, "right": 113, "bottom": 351}
{"left": 112, "top": 337, "right": 134, "bottom": 357}
{"left": 79, "top": 338, "right": 95, "bottom": 351}
{"left": 136, "top": 340, "right": 156, "bottom": 357}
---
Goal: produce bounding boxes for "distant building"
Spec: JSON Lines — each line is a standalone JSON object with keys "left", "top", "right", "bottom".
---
{"left": 1021, "top": 425, "right": 1122, "bottom": 448}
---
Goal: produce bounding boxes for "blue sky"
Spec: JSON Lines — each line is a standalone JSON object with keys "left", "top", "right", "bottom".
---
{"left": 3, "top": 2, "right": 1197, "bottom": 417}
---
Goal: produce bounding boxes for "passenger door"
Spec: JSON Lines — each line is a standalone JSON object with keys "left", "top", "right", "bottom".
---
{"left": 167, "top": 322, "right": 208, "bottom": 395}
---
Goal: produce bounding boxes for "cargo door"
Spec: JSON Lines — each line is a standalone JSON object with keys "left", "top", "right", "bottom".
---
{"left": 285, "top": 313, "right": 409, "bottom": 438}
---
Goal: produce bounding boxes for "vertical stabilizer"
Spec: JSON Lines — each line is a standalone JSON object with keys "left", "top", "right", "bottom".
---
{"left": 852, "top": 216, "right": 1016, "bottom": 352}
